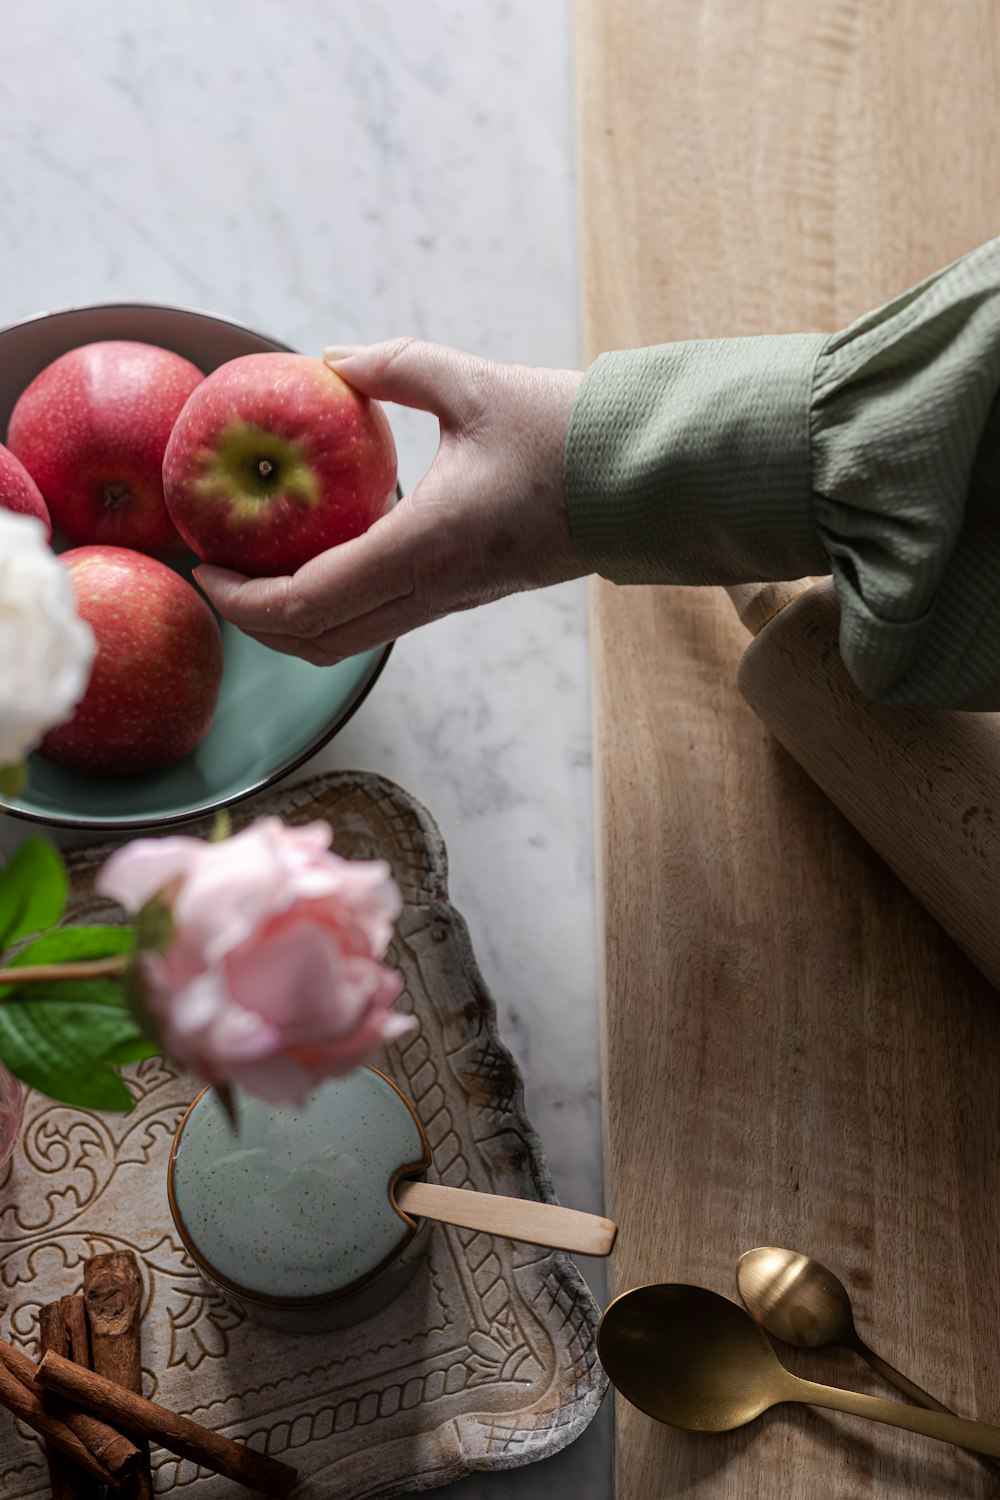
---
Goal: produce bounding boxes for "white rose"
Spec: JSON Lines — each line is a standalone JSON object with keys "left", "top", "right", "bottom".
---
{"left": 0, "top": 512, "right": 96, "bottom": 768}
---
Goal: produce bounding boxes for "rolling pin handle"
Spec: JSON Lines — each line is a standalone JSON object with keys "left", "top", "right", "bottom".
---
{"left": 725, "top": 579, "right": 822, "bottom": 637}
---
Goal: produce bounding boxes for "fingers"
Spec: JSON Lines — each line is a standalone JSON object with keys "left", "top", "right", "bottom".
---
{"left": 239, "top": 584, "right": 457, "bottom": 666}
{"left": 323, "top": 338, "right": 485, "bottom": 427}
{"left": 194, "top": 506, "right": 416, "bottom": 640}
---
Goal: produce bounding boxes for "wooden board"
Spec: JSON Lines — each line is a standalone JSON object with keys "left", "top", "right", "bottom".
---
{"left": 574, "top": 3, "right": 1000, "bottom": 1496}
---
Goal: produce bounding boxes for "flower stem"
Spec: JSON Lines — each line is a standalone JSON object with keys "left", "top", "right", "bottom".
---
{"left": 0, "top": 956, "right": 128, "bottom": 985}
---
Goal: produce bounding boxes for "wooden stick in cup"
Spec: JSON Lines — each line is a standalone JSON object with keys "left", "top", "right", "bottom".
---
{"left": 394, "top": 1180, "right": 617, "bottom": 1255}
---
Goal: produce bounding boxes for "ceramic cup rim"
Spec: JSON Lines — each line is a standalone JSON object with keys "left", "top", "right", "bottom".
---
{"left": 167, "top": 1066, "right": 432, "bottom": 1310}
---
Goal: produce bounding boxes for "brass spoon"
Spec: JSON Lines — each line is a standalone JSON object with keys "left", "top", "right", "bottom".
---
{"left": 737, "top": 1245, "right": 1000, "bottom": 1477}
{"left": 737, "top": 1247, "right": 957, "bottom": 1409}
{"left": 597, "top": 1283, "right": 1000, "bottom": 1458}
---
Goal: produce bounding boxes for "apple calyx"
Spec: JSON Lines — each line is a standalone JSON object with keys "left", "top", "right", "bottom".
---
{"left": 194, "top": 421, "right": 320, "bottom": 517}
{"left": 102, "top": 481, "right": 135, "bottom": 512}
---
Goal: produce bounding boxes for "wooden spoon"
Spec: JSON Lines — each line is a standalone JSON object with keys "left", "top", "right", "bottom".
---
{"left": 394, "top": 1179, "right": 617, "bottom": 1257}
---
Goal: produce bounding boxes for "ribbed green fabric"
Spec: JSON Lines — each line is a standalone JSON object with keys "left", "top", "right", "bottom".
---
{"left": 565, "top": 236, "right": 1000, "bottom": 709}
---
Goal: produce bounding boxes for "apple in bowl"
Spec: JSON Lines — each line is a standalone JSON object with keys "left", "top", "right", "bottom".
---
{"left": 163, "top": 352, "right": 397, "bottom": 576}
{"left": 39, "top": 546, "right": 224, "bottom": 776}
{"left": 7, "top": 340, "right": 204, "bottom": 555}
{"left": 0, "top": 442, "right": 51, "bottom": 538}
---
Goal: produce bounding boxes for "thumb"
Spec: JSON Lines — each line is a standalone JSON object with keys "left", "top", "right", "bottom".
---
{"left": 323, "top": 337, "right": 481, "bottom": 425}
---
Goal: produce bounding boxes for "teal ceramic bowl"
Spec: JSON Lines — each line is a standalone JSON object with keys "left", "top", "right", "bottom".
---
{"left": 168, "top": 1068, "right": 432, "bottom": 1334}
{"left": 0, "top": 303, "right": 393, "bottom": 831}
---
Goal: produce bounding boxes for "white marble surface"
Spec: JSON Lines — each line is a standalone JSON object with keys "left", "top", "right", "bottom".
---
{"left": 0, "top": 3, "right": 610, "bottom": 1496}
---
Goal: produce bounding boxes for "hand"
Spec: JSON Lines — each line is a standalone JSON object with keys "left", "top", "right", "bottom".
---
{"left": 194, "top": 339, "right": 586, "bottom": 665}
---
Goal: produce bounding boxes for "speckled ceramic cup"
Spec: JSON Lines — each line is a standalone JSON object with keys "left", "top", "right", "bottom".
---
{"left": 167, "top": 1067, "right": 431, "bottom": 1334}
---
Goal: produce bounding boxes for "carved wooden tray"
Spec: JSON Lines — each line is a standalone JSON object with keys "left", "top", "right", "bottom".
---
{"left": 0, "top": 771, "right": 606, "bottom": 1496}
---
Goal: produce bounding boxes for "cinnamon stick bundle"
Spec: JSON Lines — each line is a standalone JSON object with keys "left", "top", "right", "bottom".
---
{"left": 83, "top": 1250, "right": 153, "bottom": 1500}
{"left": 36, "top": 1351, "right": 299, "bottom": 1498}
{"left": 0, "top": 1350, "right": 116, "bottom": 1488}
{"left": 39, "top": 1296, "right": 140, "bottom": 1498}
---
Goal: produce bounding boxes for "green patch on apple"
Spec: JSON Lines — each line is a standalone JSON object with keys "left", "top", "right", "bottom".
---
{"left": 194, "top": 421, "right": 321, "bottom": 517}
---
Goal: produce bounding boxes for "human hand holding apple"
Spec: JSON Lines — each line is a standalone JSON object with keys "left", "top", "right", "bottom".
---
{"left": 194, "top": 339, "right": 584, "bottom": 667}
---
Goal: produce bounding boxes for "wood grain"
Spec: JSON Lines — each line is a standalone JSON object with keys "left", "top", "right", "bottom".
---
{"left": 575, "top": 2, "right": 1000, "bottom": 1496}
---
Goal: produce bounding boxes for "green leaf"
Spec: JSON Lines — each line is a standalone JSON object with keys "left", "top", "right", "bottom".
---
{"left": 13, "top": 1067, "right": 137, "bottom": 1113}
{"left": 0, "top": 839, "right": 68, "bottom": 952}
{"left": 0, "top": 763, "right": 28, "bottom": 799}
{"left": 6, "top": 925, "right": 133, "bottom": 966}
{"left": 0, "top": 980, "right": 146, "bottom": 1113}
{"left": 101, "top": 1037, "right": 161, "bottom": 1067}
{"left": 0, "top": 927, "right": 133, "bottom": 1000}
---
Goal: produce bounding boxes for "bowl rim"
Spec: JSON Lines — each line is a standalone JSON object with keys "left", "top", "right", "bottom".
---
{"left": 0, "top": 298, "right": 396, "bottom": 831}
{"left": 0, "top": 297, "right": 300, "bottom": 349}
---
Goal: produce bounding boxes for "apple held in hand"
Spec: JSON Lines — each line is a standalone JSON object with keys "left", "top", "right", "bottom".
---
{"left": 0, "top": 442, "right": 51, "bottom": 539}
{"left": 7, "top": 341, "right": 204, "bottom": 555}
{"left": 38, "top": 547, "right": 224, "bottom": 776}
{"left": 162, "top": 352, "right": 397, "bottom": 576}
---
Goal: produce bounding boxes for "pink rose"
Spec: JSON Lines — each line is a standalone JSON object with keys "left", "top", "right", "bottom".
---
{"left": 95, "top": 817, "right": 413, "bottom": 1104}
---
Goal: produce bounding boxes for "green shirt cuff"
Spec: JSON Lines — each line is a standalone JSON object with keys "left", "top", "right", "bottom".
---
{"left": 564, "top": 333, "right": 829, "bottom": 586}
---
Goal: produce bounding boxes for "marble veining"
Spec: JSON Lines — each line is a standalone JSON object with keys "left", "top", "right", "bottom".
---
{"left": 0, "top": 3, "right": 608, "bottom": 1494}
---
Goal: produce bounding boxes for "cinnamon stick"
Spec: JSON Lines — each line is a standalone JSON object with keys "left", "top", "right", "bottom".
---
{"left": 0, "top": 1349, "right": 116, "bottom": 1487}
{"left": 39, "top": 1299, "right": 97, "bottom": 1500}
{"left": 38, "top": 1296, "right": 142, "bottom": 1492}
{"left": 36, "top": 1352, "right": 299, "bottom": 1498}
{"left": 83, "top": 1250, "right": 153, "bottom": 1500}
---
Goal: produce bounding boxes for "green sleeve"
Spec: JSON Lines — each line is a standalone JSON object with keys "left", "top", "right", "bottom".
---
{"left": 564, "top": 236, "right": 1000, "bottom": 709}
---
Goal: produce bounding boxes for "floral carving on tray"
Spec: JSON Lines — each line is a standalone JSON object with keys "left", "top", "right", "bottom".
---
{"left": 0, "top": 771, "right": 606, "bottom": 1497}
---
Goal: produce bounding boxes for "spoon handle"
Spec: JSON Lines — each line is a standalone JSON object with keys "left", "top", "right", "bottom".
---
{"left": 855, "top": 1338, "right": 955, "bottom": 1415}
{"left": 855, "top": 1340, "right": 1000, "bottom": 1477}
{"left": 394, "top": 1180, "right": 617, "bottom": 1256}
{"left": 788, "top": 1372, "right": 1000, "bottom": 1459}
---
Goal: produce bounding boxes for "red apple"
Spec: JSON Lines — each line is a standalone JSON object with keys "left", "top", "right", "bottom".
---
{"left": 162, "top": 352, "right": 397, "bottom": 576}
{"left": 38, "top": 546, "right": 224, "bottom": 775}
{"left": 7, "top": 341, "right": 204, "bottom": 555}
{"left": 0, "top": 442, "right": 51, "bottom": 539}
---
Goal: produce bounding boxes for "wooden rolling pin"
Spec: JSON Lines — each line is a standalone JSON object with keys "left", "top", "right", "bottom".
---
{"left": 727, "top": 577, "right": 1000, "bottom": 992}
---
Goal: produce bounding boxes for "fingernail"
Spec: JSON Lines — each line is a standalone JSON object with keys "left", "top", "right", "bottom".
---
{"left": 323, "top": 344, "right": 361, "bottom": 366}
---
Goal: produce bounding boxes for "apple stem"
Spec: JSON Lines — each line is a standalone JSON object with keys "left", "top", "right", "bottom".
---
{"left": 258, "top": 458, "right": 274, "bottom": 478}
{"left": 0, "top": 955, "right": 128, "bottom": 986}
